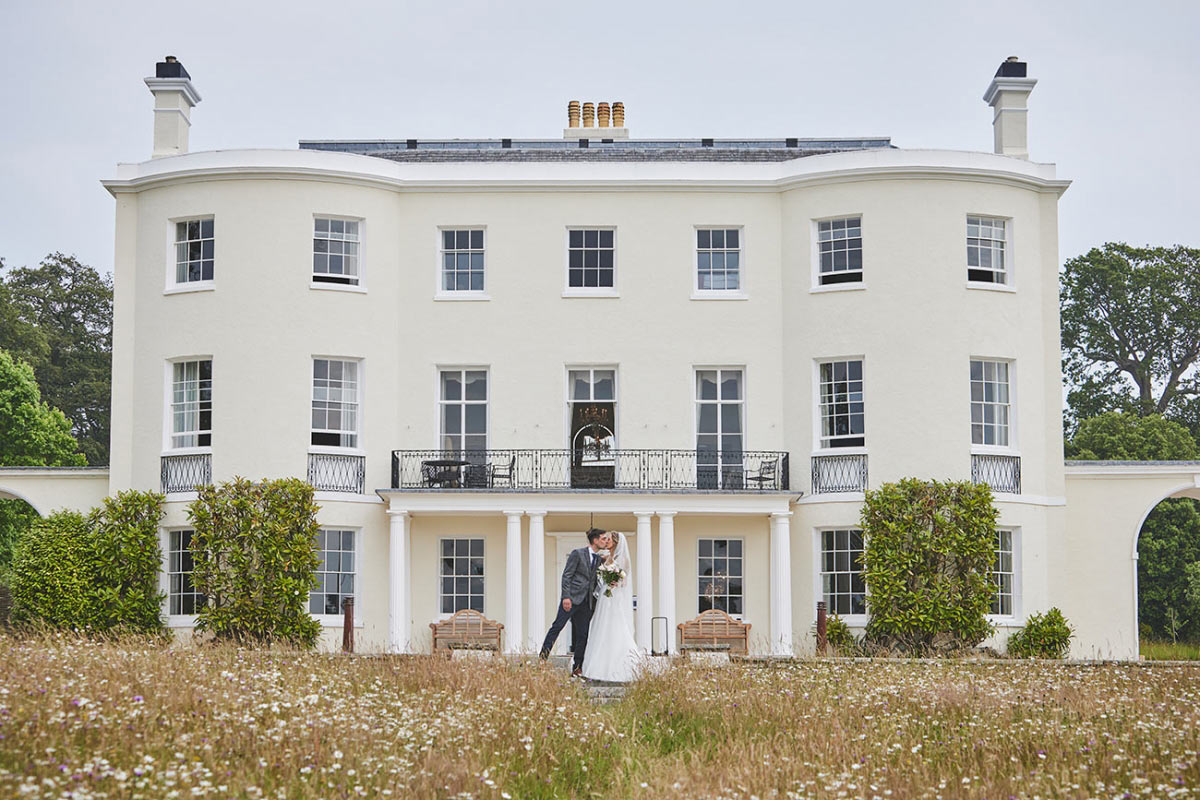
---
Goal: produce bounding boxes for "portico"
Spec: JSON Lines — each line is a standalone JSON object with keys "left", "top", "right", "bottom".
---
{"left": 377, "top": 491, "right": 796, "bottom": 656}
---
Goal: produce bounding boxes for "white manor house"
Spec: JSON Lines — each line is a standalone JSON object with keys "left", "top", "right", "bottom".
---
{"left": 4, "top": 57, "right": 1199, "bottom": 659}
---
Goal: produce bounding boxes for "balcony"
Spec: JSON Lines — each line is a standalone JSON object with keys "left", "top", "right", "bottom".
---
{"left": 811, "top": 453, "right": 869, "bottom": 494}
{"left": 161, "top": 453, "right": 212, "bottom": 494}
{"left": 390, "top": 449, "right": 789, "bottom": 491}
{"left": 308, "top": 453, "right": 366, "bottom": 494}
{"left": 971, "top": 453, "right": 1021, "bottom": 494}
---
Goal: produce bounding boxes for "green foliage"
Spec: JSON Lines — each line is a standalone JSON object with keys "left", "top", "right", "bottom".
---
{"left": 825, "top": 613, "right": 858, "bottom": 655}
{"left": 0, "top": 254, "right": 113, "bottom": 465}
{"left": 1007, "top": 608, "right": 1074, "bottom": 659}
{"left": 8, "top": 492, "right": 165, "bottom": 633}
{"left": 0, "top": 499, "right": 38, "bottom": 584}
{"left": 860, "top": 478, "right": 998, "bottom": 654}
{"left": 0, "top": 350, "right": 86, "bottom": 468}
{"left": 1066, "top": 412, "right": 1200, "bottom": 460}
{"left": 188, "top": 478, "right": 322, "bottom": 648}
{"left": 1138, "top": 498, "right": 1200, "bottom": 642}
{"left": 1060, "top": 243, "right": 1200, "bottom": 436}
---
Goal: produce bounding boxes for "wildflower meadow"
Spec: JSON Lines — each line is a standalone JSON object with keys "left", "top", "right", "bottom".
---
{"left": 1, "top": 635, "right": 1198, "bottom": 799}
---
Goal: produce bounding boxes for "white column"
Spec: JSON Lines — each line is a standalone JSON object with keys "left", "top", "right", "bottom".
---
{"left": 769, "top": 511, "right": 794, "bottom": 656}
{"left": 387, "top": 510, "right": 410, "bottom": 654}
{"left": 504, "top": 510, "right": 524, "bottom": 654}
{"left": 526, "top": 511, "right": 546, "bottom": 652}
{"left": 634, "top": 512, "right": 654, "bottom": 651}
{"left": 657, "top": 512, "right": 677, "bottom": 654}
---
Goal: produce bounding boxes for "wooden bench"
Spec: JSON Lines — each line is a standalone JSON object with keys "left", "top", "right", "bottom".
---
{"left": 430, "top": 609, "right": 504, "bottom": 654}
{"left": 678, "top": 609, "right": 751, "bottom": 655}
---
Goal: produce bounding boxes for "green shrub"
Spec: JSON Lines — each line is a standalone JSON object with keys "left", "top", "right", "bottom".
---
{"left": 188, "top": 477, "right": 322, "bottom": 648}
{"left": 826, "top": 614, "right": 858, "bottom": 655}
{"left": 861, "top": 478, "right": 998, "bottom": 654}
{"left": 8, "top": 490, "right": 165, "bottom": 633}
{"left": 1007, "top": 608, "right": 1074, "bottom": 658}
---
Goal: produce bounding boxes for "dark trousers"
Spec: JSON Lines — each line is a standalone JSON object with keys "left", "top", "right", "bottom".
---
{"left": 541, "top": 598, "right": 594, "bottom": 669}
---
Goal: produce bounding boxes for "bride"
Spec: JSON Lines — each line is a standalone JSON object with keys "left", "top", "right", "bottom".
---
{"left": 581, "top": 530, "right": 642, "bottom": 682}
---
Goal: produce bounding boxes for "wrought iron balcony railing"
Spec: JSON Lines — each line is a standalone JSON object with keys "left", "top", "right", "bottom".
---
{"left": 390, "top": 449, "right": 789, "bottom": 491}
{"left": 309, "top": 453, "right": 366, "bottom": 494}
{"left": 971, "top": 453, "right": 1021, "bottom": 494}
{"left": 161, "top": 453, "right": 212, "bottom": 494}
{"left": 811, "top": 453, "right": 869, "bottom": 494}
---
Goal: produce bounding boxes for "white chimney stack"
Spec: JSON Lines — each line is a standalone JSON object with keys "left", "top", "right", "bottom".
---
{"left": 144, "top": 56, "right": 201, "bottom": 159}
{"left": 983, "top": 57, "right": 1036, "bottom": 159}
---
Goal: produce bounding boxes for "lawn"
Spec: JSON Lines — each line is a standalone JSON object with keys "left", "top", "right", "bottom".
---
{"left": 1, "top": 636, "right": 1198, "bottom": 799}
{"left": 1140, "top": 639, "right": 1200, "bottom": 660}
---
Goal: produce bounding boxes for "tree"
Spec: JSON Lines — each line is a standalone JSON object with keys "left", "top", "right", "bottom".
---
{"left": 1066, "top": 412, "right": 1200, "bottom": 461}
{"left": 1061, "top": 243, "right": 1200, "bottom": 436}
{"left": 0, "top": 253, "right": 113, "bottom": 465}
{"left": 860, "top": 478, "right": 998, "bottom": 654}
{"left": 188, "top": 478, "right": 322, "bottom": 647}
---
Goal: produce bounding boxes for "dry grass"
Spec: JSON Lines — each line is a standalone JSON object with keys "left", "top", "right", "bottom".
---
{"left": 1, "top": 635, "right": 1198, "bottom": 799}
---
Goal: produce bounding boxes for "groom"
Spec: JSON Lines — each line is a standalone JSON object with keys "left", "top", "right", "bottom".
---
{"left": 540, "top": 528, "right": 611, "bottom": 676}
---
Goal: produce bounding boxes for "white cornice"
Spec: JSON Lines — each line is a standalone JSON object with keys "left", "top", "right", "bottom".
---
{"left": 144, "top": 77, "right": 202, "bottom": 107}
{"left": 1065, "top": 462, "right": 1200, "bottom": 479}
{"left": 983, "top": 77, "right": 1037, "bottom": 105}
{"left": 102, "top": 147, "right": 1070, "bottom": 197}
{"left": 374, "top": 490, "right": 797, "bottom": 515}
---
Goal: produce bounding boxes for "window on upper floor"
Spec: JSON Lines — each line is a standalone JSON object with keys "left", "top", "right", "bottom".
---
{"left": 698, "top": 538, "right": 743, "bottom": 616}
{"left": 169, "top": 359, "right": 211, "bottom": 449}
{"left": 311, "top": 358, "right": 360, "bottom": 448}
{"left": 967, "top": 216, "right": 1008, "bottom": 284}
{"left": 168, "top": 529, "right": 206, "bottom": 616}
{"left": 990, "top": 528, "right": 1016, "bottom": 616}
{"left": 174, "top": 219, "right": 213, "bottom": 284}
{"left": 696, "top": 228, "right": 741, "bottom": 292}
{"left": 441, "top": 538, "right": 484, "bottom": 613}
{"left": 311, "top": 528, "right": 356, "bottom": 617}
{"left": 439, "top": 369, "right": 487, "bottom": 454}
{"left": 817, "top": 217, "right": 863, "bottom": 285}
{"left": 818, "top": 359, "right": 865, "bottom": 448}
{"left": 567, "top": 228, "right": 615, "bottom": 290}
{"left": 440, "top": 229, "right": 485, "bottom": 293}
{"left": 970, "top": 359, "right": 1011, "bottom": 447}
{"left": 696, "top": 369, "right": 744, "bottom": 489}
{"left": 313, "top": 218, "right": 360, "bottom": 286}
{"left": 821, "top": 528, "right": 865, "bottom": 616}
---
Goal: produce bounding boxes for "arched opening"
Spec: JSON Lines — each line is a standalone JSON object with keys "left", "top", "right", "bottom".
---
{"left": 1134, "top": 485, "right": 1200, "bottom": 659}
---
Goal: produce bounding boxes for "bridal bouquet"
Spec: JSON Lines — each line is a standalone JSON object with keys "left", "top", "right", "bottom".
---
{"left": 597, "top": 562, "right": 626, "bottom": 597}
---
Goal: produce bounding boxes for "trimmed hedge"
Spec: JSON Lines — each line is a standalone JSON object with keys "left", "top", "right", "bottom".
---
{"left": 861, "top": 478, "right": 998, "bottom": 654}
{"left": 9, "top": 491, "right": 165, "bottom": 633}
{"left": 1008, "top": 608, "right": 1074, "bottom": 659}
{"left": 188, "top": 477, "right": 321, "bottom": 648}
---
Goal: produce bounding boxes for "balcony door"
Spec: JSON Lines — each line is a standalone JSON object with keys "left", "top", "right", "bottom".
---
{"left": 696, "top": 369, "right": 744, "bottom": 489}
{"left": 568, "top": 368, "right": 616, "bottom": 489}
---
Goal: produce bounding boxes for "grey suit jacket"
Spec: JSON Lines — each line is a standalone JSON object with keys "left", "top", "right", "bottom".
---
{"left": 561, "top": 546, "right": 599, "bottom": 608}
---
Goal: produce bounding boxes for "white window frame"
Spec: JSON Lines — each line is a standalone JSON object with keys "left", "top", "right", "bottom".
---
{"left": 311, "top": 215, "right": 365, "bottom": 292}
{"left": 162, "top": 357, "right": 213, "bottom": 455}
{"left": 814, "top": 527, "right": 868, "bottom": 625}
{"left": 436, "top": 367, "right": 489, "bottom": 453}
{"left": 696, "top": 537, "right": 745, "bottom": 620}
{"left": 438, "top": 536, "right": 486, "bottom": 617}
{"left": 966, "top": 214, "right": 1012, "bottom": 288}
{"left": 563, "top": 226, "right": 619, "bottom": 298}
{"left": 692, "top": 225, "right": 747, "bottom": 300}
{"left": 161, "top": 527, "right": 204, "bottom": 627}
{"left": 693, "top": 366, "right": 747, "bottom": 489}
{"left": 310, "top": 526, "right": 363, "bottom": 627}
{"left": 969, "top": 357, "right": 1017, "bottom": 454}
{"left": 165, "top": 216, "right": 215, "bottom": 294}
{"left": 309, "top": 357, "right": 364, "bottom": 454}
{"left": 435, "top": 226, "right": 488, "bottom": 301}
{"left": 813, "top": 357, "right": 866, "bottom": 453}
{"left": 987, "top": 527, "right": 1021, "bottom": 622}
{"left": 564, "top": 365, "right": 619, "bottom": 445}
{"left": 812, "top": 215, "right": 864, "bottom": 291}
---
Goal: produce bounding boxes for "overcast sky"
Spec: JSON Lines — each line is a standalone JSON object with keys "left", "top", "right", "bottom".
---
{"left": 2, "top": 0, "right": 1197, "bottom": 274}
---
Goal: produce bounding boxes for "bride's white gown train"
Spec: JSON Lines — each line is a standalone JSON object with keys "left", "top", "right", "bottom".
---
{"left": 581, "top": 532, "right": 643, "bottom": 682}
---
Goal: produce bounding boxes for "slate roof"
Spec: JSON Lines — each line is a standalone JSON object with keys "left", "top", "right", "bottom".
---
{"left": 298, "top": 138, "right": 893, "bottom": 163}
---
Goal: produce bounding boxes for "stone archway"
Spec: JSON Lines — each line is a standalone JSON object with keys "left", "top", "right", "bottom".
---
{"left": 0, "top": 468, "right": 110, "bottom": 518}
{"left": 1130, "top": 482, "right": 1200, "bottom": 647}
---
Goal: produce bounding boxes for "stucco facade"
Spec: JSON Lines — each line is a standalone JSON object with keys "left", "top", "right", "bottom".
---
{"left": 5, "top": 57, "right": 1190, "bottom": 659}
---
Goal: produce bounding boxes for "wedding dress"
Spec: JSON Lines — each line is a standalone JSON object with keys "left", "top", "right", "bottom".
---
{"left": 581, "top": 532, "right": 643, "bottom": 682}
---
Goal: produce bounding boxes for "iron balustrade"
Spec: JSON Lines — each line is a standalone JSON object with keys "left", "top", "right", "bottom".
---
{"left": 308, "top": 453, "right": 366, "bottom": 494}
{"left": 971, "top": 453, "right": 1021, "bottom": 494}
{"left": 161, "top": 453, "right": 212, "bottom": 494}
{"left": 390, "top": 449, "right": 790, "bottom": 491}
{"left": 810, "top": 453, "right": 869, "bottom": 494}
